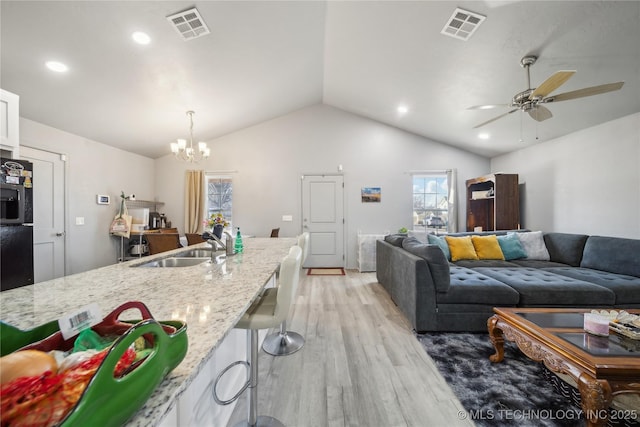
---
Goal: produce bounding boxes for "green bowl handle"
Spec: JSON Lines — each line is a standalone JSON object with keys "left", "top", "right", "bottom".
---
{"left": 94, "top": 319, "right": 169, "bottom": 385}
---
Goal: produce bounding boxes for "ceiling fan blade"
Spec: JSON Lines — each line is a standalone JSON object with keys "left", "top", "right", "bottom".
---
{"left": 543, "top": 82, "right": 624, "bottom": 102}
{"left": 528, "top": 105, "right": 553, "bottom": 122}
{"left": 467, "top": 104, "right": 510, "bottom": 110}
{"left": 472, "top": 109, "right": 519, "bottom": 129}
{"left": 529, "top": 70, "right": 576, "bottom": 99}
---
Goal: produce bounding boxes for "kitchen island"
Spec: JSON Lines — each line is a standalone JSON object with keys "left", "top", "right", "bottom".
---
{"left": 0, "top": 237, "right": 296, "bottom": 426}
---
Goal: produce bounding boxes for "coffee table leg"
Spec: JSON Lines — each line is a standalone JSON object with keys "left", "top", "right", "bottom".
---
{"left": 487, "top": 315, "right": 505, "bottom": 363}
{"left": 578, "top": 373, "right": 612, "bottom": 427}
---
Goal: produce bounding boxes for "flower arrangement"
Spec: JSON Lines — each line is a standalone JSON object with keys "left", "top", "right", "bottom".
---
{"left": 206, "top": 213, "right": 229, "bottom": 229}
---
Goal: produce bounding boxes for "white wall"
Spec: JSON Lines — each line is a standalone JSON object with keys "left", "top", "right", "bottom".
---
{"left": 156, "top": 104, "right": 489, "bottom": 268}
{"left": 20, "top": 118, "right": 156, "bottom": 274}
{"left": 491, "top": 113, "right": 640, "bottom": 238}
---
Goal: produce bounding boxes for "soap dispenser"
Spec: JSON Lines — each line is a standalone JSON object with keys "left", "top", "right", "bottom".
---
{"left": 234, "top": 228, "right": 244, "bottom": 254}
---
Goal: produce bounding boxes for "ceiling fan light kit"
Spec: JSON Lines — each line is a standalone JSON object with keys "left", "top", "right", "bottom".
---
{"left": 470, "top": 55, "right": 625, "bottom": 130}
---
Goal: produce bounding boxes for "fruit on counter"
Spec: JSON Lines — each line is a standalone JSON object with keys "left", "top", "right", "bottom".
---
{"left": 0, "top": 350, "right": 58, "bottom": 385}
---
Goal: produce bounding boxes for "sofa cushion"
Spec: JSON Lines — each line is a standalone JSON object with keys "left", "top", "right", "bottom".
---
{"left": 445, "top": 235, "right": 479, "bottom": 261}
{"left": 439, "top": 267, "right": 520, "bottom": 305}
{"left": 427, "top": 234, "right": 451, "bottom": 260}
{"left": 471, "top": 235, "right": 505, "bottom": 260}
{"left": 512, "top": 231, "right": 550, "bottom": 261}
{"left": 509, "top": 260, "right": 572, "bottom": 269}
{"left": 544, "top": 267, "right": 640, "bottom": 304}
{"left": 384, "top": 234, "right": 406, "bottom": 247}
{"left": 581, "top": 236, "right": 640, "bottom": 278}
{"left": 497, "top": 234, "right": 528, "bottom": 260}
{"left": 543, "top": 233, "right": 589, "bottom": 266}
{"left": 474, "top": 267, "right": 616, "bottom": 306}
{"left": 402, "top": 236, "right": 450, "bottom": 292}
{"left": 407, "top": 230, "right": 429, "bottom": 243}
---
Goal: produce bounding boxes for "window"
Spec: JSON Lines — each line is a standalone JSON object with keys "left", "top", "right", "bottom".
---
{"left": 205, "top": 174, "right": 233, "bottom": 231}
{"left": 412, "top": 172, "right": 451, "bottom": 232}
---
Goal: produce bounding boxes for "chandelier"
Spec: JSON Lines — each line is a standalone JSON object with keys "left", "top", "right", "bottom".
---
{"left": 170, "top": 110, "right": 210, "bottom": 163}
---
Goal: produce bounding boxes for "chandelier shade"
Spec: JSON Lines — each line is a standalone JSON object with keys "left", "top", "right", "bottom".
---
{"left": 171, "top": 111, "right": 210, "bottom": 163}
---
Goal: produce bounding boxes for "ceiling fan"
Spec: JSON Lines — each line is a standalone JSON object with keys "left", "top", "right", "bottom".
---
{"left": 468, "top": 55, "right": 624, "bottom": 129}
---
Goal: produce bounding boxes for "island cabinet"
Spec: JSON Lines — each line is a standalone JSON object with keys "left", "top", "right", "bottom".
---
{"left": 466, "top": 173, "right": 520, "bottom": 232}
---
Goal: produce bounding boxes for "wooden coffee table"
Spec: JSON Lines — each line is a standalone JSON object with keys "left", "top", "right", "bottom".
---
{"left": 488, "top": 307, "right": 640, "bottom": 427}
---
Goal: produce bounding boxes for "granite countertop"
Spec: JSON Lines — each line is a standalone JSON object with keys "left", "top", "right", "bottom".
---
{"left": 0, "top": 237, "right": 296, "bottom": 426}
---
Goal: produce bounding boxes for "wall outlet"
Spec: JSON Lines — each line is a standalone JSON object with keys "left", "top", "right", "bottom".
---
{"left": 76, "top": 217, "right": 85, "bottom": 225}
{"left": 282, "top": 215, "right": 293, "bottom": 222}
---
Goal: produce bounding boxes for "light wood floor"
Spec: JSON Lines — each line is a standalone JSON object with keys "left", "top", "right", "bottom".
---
{"left": 228, "top": 270, "right": 474, "bottom": 427}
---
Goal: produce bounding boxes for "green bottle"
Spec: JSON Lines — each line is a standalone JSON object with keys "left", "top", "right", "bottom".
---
{"left": 234, "top": 227, "right": 244, "bottom": 253}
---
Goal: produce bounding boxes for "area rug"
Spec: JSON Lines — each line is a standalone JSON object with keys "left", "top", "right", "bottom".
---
{"left": 416, "top": 332, "right": 583, "bottom": 427}
{"left": 307, "top": 268, "right": 345, "bottom": 276}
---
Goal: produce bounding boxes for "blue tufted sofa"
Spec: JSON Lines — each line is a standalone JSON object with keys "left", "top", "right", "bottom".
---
{"left": 375, "top": 231, "right": 640, "bottom": 332}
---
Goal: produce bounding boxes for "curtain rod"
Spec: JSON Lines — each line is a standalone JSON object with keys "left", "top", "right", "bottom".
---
{"left": 406, "top": 169, "right": 453, "bottom": 174}
{"left": 205, "top": 170, "right": 239, "bottom": 174}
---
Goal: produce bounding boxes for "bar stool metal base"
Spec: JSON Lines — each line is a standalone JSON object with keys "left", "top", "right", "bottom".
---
{"left": 232, "top": 416, "right": 286, "bottom": 427}
{"left": 262, "top": 330, "right": 304, "bottom": 356}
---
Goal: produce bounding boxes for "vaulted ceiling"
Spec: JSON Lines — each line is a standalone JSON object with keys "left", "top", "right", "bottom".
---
{"left": 1, "top": 1, "right": 639, "bottom": 159}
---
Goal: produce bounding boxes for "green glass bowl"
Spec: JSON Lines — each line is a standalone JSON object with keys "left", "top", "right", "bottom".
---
{"left": 0, "top": 302, "right": 188, "bottom": 427}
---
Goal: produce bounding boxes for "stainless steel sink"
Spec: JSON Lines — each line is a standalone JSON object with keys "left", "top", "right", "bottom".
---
{"left": 177, "top": 249, "right": 214, "bottom": 258}
{"left": 136, "top": 257, "right": 209, "bottom": 268}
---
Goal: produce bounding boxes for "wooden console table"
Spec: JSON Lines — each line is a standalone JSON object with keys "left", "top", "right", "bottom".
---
{"left": 488, "top": 307, "right": 640, "bottom": 427}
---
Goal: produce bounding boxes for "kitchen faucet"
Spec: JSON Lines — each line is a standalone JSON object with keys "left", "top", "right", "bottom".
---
{"left": 202, "top": 231, "right": 235, "bottom": 259}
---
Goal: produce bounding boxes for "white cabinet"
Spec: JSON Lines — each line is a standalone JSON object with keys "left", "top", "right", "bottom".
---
{"left": 0, "top": 89, "right": 20, "bottom": 157}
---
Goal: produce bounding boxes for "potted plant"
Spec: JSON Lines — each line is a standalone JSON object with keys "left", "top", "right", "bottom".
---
{"left": 205, "top": 213, "right": 229, "bottom": 239}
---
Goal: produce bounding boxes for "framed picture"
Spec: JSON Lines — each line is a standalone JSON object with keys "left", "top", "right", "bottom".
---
{"left": 361, "top": 187, "right": 381, "bottom": 203}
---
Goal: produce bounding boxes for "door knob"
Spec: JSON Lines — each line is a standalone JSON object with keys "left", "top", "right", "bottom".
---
{"left": 56, "top": 231, "right": 66, "bottom": 236}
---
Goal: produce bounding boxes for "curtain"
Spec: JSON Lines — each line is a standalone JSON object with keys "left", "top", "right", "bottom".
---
{"left": 447, "top": 169, "right": 458, "bottom": 233}
{"left": 184, "top": 170, "right": 205, "bottom": 233}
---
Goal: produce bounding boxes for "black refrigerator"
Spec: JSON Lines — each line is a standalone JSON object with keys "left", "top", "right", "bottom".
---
{"left": 1, "top": 157, "right": 34, "bottom": 291}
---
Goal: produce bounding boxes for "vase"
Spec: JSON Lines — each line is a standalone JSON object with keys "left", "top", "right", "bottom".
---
{"left": 213, "top": 224, "right": 224, "bottom": 239}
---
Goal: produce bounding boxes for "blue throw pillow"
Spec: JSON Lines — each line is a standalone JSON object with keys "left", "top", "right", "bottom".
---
{"left": 497, "top": 234, "right": 528, "bottom": 260}
{"left": 427, "top": 234, "right": 451, "bottom": 261}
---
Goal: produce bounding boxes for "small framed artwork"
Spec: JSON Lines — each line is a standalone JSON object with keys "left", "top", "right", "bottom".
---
{"left": 361, "top": 187, "right": 381, "bottom": 203}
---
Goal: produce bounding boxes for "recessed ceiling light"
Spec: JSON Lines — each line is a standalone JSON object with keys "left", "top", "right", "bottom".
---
{"left": 478, "top": 133, "right": 490, "bottom": 140}
{"left": 45, "top": 61, "right": 68, "bottom": 73}
{"left": 397, "top": 105, "right": 409, "bottom": 114}
{"left": 132, "top": 31, "right": 151, "bottom": 45}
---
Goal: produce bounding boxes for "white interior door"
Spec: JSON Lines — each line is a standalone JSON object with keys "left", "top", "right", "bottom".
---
{"left": 301, "top": 174, "right": 344, "bottom": 268}
{"left": 20, "top": 146, "right": 66, "bottom": 282}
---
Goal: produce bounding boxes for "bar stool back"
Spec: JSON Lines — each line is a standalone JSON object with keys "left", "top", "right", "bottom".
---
{"left": 262, "top": 232, "right": 309, "bottom": 356}
{"left": 214, "top": 245, "right": 302, "bottom": 427}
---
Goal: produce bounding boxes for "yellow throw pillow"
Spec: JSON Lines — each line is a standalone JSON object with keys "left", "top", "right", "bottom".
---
{"left": 444, "top": 235, "right": 479, "bottom": 261}
{"left": 471, "top": 235, "right": 505, "bottom": 260}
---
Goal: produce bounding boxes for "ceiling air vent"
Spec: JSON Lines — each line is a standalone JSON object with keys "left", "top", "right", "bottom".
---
{"left": 167, "top": 7, "right": 210, "bottom": 41}
{"left": 441, "top": 8, "right": 486, "bottom": 41}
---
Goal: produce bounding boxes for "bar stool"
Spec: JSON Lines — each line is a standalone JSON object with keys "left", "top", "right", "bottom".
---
{"left": 262, "top": 232, "right": 309, "bottom": 356}
{"left": 213, "top": 245, "right": 302, "bottom": 427}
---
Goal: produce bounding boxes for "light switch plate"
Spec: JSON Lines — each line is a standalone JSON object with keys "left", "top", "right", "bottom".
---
{"left": 282, "top": 215, "right": 293, "bottom": 222}
{"left": 76, "top": 217, "right": 85, "bottom": 225}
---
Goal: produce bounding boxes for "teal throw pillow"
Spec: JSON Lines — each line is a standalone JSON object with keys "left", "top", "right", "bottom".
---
{"left": 427, "top": 234, "right": 451, "bottom": 261}
{"left": 497, "top": 234, "right": 527, "bottom": 260}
